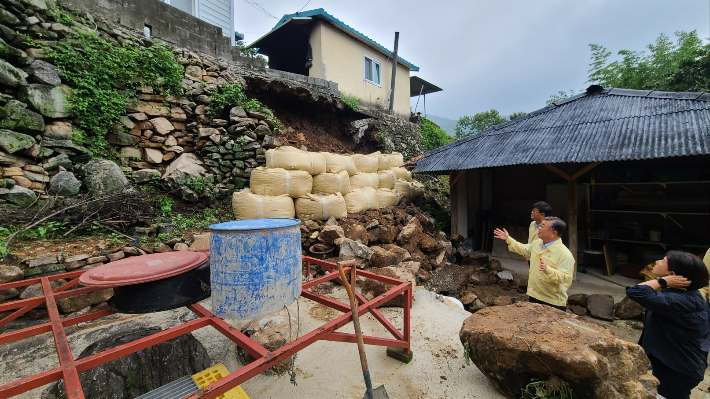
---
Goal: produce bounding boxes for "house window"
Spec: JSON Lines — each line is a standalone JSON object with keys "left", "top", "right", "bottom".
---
{"left": 363, "top": 55, "right": 381, "bottom": 86}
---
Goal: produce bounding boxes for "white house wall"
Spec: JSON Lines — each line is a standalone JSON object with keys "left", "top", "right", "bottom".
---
{"left": 198, "top": 0, "right": 234, "bottom": 44}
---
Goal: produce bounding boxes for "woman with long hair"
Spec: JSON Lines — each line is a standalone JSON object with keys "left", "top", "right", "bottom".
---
{"left": 626, "top": 251, "right": 710, "bottom": 399}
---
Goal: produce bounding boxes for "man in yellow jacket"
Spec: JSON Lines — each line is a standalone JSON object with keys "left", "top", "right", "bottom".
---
{"left": 494, "top": 217, "right": 574, "bottom": 311}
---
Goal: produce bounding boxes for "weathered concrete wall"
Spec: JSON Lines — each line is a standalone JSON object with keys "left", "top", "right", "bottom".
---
{"left": 355, "top": 108, "right": 424, "bottom": 161}
{"left": 59, "top": 0, "right": 253, "bottom": 63}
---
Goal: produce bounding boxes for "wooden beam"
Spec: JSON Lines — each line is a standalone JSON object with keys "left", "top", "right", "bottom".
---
{"left": 571, "top": 162, "right": 601, "bottom": 181}
{"left": 449, "top": 170, "right": 465, "bottom": 187}
{"left": 450, "top": 171, "right": 458, "bottom": 237}
{"left": 543, "top": 163, "right": 570, "bottom": 181}
{"left": 568, "top": 165, "right": 578, "bottom": 281}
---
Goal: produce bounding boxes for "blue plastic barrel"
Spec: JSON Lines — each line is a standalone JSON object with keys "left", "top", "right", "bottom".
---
{"left": 209, "top": 218, "right": 302, "bottom": 320}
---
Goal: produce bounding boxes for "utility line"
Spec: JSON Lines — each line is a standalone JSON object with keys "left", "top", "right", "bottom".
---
{"left": 243, "top": 0, "right": 277, "bottom": 19}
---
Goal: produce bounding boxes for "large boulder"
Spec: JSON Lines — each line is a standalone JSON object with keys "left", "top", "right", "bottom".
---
{"left": 0, "top": 59, "right": 26, "bottom": 87}
{"left": 57, "top": 288, "right": 113, "bottom": 314}
{"left": 0, "top": 129, "right": 35, "bottom": 154}
{"left": 615, "top": 296, "right": 645, "bottom": 319}
{"left": 460, "top": 303, "right": 655, "bottom": 399}
{"left": 1, "top": 184, "right": 36, "bottom": 207}
{"left": 336, "top": 237, "right": 372, "bottom": 266}
{"left": 0, "top": 265, "right": 23, "bottom": 284}
{"left": 43, "top": 327, "right": 211, "bottom": 399}
{"left": 48, "top": 170, "right": 81, "bottom": 196}
{"left": 317, "top": 225, "right": 344, "bottom": 246}
{"left": 0, "top": 100, "right": 45, "bottom": 133}
{"left": 19, "top": 84, "right": 72, "bottom": 118}
{"left": 80, "top": 159, "right": 130, "bottom": 197}
{"left": 368, "top": 246, "right": 398, "bottom": 268}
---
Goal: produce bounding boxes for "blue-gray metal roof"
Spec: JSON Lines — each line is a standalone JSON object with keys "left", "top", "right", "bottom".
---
{"left": 413, "top": 87, "right": 710, "bottom": 174}
{"left": 250, "top": 8, "right": 419, "bottom": 72}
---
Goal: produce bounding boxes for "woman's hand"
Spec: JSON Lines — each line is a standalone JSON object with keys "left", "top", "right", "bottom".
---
{"left": 663, "top": 275, "right": 691, "bottom": 290}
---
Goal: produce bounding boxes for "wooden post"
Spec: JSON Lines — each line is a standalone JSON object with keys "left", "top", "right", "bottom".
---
{"left": 388, "top": 32, "right": 399, "bottom": 112}
{"left": 568, "top": 165, "right": 578, "bottom": 280}
{"left": 450, "top": 170, "right": 458, "bottom": 237}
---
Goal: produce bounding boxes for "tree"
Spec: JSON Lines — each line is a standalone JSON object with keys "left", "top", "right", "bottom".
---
{"left": 587, "top": 30, "right": 710, "bottom": 92}
{"left": 546, "top": 90, "right": 576, "bottom": 105}
{"left": 420, "top": 117, "right": 453, "bottom": 151}
{"left": 508, "top": 111, "right": 528, "bottom": 120}
{"left": 454, "top": 109, "right": 508, "bottom": 139}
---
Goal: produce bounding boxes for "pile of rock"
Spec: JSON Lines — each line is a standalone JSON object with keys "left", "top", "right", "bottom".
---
{"left": 567, "top": 293, "right": 645, "bottom": 321}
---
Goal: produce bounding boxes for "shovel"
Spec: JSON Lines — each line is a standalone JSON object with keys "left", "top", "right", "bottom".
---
{"left": 338, "top": 261, "right": 389, "bottom": 399}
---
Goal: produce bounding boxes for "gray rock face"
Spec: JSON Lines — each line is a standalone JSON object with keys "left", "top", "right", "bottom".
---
{"left": 0, "top": 37, "right": 22, "bottom": 62}
{"left": 80, "top": 159, "right": 130, "bottom": 197}
{"left": 48, "top": 170, "right": 81, "bottom": 197}
{"left": 0, "top": 59, "right": 27, "bottom": 87}
{"left": 0, "top": 129, "right": 36, "bottom": 153}
{"left": 2, "top": 184, "right": 36, "bottom": 207}
{"left": 0, "top": 265, "right": 23, "bottom": 284}
{"left": 43, "top": 328, "right": 211, "bottom": 399}
{"left": 19, "top": 83, "right": 72, "bottom": 118}
{"left": 587, "top": 294, "right": 616, "bottom": 321}
{"left": 0, "top": 100, "right": 45, "bottom": 133}
{"left": 133, "top": 168, "right": 160, "bottom": 183}
{"left": 26, "top": 59, "right": 61, "bottom": 86}
{"left": 0, "top": 9, "right": 21, "bottom": 26}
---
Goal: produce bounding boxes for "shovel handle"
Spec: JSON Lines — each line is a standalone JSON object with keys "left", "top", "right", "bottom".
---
{"left": 338, "top": 261, "right": 374, "bottom": 397}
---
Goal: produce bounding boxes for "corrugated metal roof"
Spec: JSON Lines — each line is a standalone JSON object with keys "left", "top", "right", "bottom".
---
{"left": 250, "top": 8, "right": 420, "bottom": 72}
{"left": 413, "top": 87, "right": 710, "bottom": 174}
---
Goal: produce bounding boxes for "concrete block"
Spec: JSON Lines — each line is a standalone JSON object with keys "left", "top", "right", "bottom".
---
{"left": 386, "top": 347, "right": 413, "bottom": 364}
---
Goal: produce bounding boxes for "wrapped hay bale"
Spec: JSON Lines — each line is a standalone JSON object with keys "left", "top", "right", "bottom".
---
{"left": 369, "top": 151, "right": 391, "bottom": 171}
{"left": 385, "top": 152, "right": 404, "bottom": 167}
{"left": 312, "top": 170, "right": 351, "bottom": 194}
{"left": 412, "top": 180, "right": 425, "bottom": 199}
{"left": 250, "top": 167, "right": 313, "bottom": 198}
{"left": 295, "top": 193, "right": 347, "bottom": 221}
{"left": 265, "top": 146, "right": 326, "bottom": 175}
{"left": 377, "top": 188, "right": 400, "bottom": 208}
{"left": 349, "top": 154, "right": 378, "bottom": 173}
{"left": 344, "top": 187, "right": 379, "bottom": 213}
{"left": 377, "top": 169, "right": 397, "bottom": 189}
{"left": 392, "top": 166, "right": 413, "bottom": 182}
{"left": 393, "top": 178, "right": 414, "bottom": 200}
{"left": 321, "top": 152, "right": 358, "bottom": 175}
{"left": 232, "top": 188, "right": 295, "bottom": 220}
{"left": 349, "top": 172, "right": 379, "bottom": 190}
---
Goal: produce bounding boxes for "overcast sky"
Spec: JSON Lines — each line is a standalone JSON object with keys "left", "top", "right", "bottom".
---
{"left": 234, "top": 0, "right": 709, "bottom": 121}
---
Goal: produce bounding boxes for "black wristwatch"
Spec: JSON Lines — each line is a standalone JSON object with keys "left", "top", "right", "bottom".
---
{"left": 656, "top": 277, "right": 668, "bottom": 290}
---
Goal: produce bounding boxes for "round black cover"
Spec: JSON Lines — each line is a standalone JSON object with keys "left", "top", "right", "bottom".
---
{"left": 109, "top": 260, "right": 211, "bottom": 314}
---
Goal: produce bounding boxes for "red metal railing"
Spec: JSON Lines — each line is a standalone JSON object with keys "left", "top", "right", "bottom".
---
{"left": 0, "top": 256, "right": 412, "bottom": 398}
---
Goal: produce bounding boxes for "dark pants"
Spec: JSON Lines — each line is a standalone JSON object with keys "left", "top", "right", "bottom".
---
{"left": 529, "top": 296, "right": 567, "bottom": 312}
{"left": 648, "top": 355, "right": 703, "bottom": 399}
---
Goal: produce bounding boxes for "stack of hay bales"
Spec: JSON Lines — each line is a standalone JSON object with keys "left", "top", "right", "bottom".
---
{"left": 233, "top": 147, "right": 423, "bottom": 221}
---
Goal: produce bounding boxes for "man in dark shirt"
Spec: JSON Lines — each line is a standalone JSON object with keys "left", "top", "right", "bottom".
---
{"left": 626, "top": 251, "right": 710, "bottom": 399}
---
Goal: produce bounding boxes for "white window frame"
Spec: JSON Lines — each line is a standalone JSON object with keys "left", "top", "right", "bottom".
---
{"left": 363, "top": 54, "right": 382, "bottom": 87}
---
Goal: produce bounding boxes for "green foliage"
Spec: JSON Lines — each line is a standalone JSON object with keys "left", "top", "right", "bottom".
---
{"left": 155, "top": 196, "right": 173, "bottom": 216}
{"left": 546, "top": 90, "right": 576, "bottom": 106}
{"left": 45, "top": 32, "right": 184, "bottom": 155}
{"left": 106, "top": 233, "right": 126, "bottom": 246}
{"left": 423, "top": 203, "right": 450, "bottom": 232}
{"left": 340, "top": 93, "right": 360, "bottom": 110}
{"left": 420, "top": 117, "right": 453, "bottom": 151}
{"left": 454, "top": 109, "right": 508, "bottom": 139}
{"left": 49, "top": 7, "right": 74, "bottom": 25}
{"left": 520, "top": 378, "right": 573, "bottom": 399}
{"left": 172, "top": 208, "right": 221, "bottom": 235}
{"left": 140, "top": 235, "right": 149, "bottom": 245}
{"left": 156, "top": 233, "right": 169, "bottom": 242}
{"left": 587, "top": 30, "right": 710, "bottom": 92}
{"left": 508, "top": 111, "right": 528, "bottom": 120}
{"left": 234, "top": 41, "right": 268, "bottom": 64}
{"left": 209, "top": 82, "right": 247, "bottom": 117}
{"left": 186, "top": 176, "right": 213, "bottom": 194}
{"left": 209, "top": 83, "right": 284, "bottom": 133}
